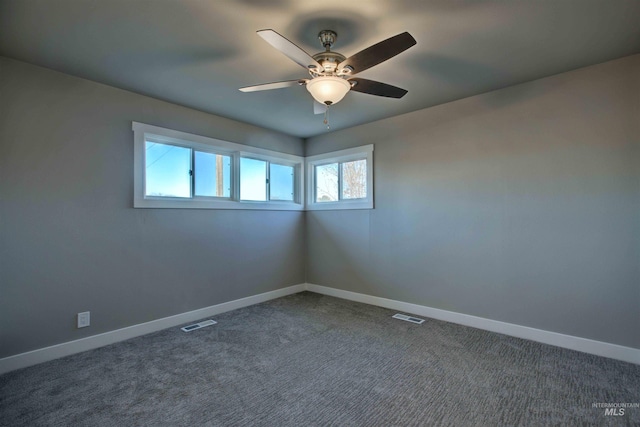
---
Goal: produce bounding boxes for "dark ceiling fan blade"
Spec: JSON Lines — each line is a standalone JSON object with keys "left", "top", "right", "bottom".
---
{"left": 257, "top": 29, "right": 322, "bottom": 70}
{"left": 348, "top": 78, "right": 408, "bottom": 98}
{"left": 338, "top": 32, "right": 416, "bottom": 75}
{"left": 239, "top": 79, "right": 304, "bottom": 92}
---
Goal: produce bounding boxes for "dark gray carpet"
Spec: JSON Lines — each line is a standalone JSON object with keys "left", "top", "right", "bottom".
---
{"left": 1, "top": 292, "right": 639, "bottom": 426}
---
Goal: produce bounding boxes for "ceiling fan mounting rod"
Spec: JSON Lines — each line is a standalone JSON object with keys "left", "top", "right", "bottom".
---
{"left": 318, "top": 30, "right": 337, "bottom": 51}
{"left": 312, "top": 30, "right": 354, "bottom": 77}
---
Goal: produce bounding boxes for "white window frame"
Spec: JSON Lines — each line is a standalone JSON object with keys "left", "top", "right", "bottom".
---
{"left": 238, "top": 152, "right": 301, "bottom": 203}
{"left": 305, "top": 144, "right": 374, "bottom": 210}
{"left": 133, "top": 122, "right": 304, "bottom": 210}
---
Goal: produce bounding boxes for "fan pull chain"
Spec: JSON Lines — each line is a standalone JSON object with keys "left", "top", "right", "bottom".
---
{"left": 323, "top": 105, "right": 330, "bottom": 129}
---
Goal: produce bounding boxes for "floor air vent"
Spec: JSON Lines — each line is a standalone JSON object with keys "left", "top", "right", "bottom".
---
{"left": 181, "top": 319, "right": 217, "bottom": 332}
{"left": 392, "top": 313, "right": 425, "bottom": 324}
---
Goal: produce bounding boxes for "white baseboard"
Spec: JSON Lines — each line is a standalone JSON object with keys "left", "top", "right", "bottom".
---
{"left": 3, "top": 282, "right": 637, "bottom": 375}
{"left": 0, "top": 284, "right": 305, "bottom": 375}
{"left": 305, "top": 283, "right": 640, "bottom": 365}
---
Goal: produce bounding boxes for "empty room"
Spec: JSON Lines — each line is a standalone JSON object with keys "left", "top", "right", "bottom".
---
{"left": 1, "top": 1, "right": 639, "bottom": 425}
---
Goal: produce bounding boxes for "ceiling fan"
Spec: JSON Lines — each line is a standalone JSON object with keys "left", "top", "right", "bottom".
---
{"left": 240, "top": 29, "right": 417, "bottom": 118}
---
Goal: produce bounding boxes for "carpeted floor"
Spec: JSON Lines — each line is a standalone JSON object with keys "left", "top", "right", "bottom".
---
{"left": 1, "top": 292, "right": 639, "bottom": 426}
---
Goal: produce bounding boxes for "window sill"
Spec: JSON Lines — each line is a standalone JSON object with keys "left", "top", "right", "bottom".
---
{"left": 134, "top": 197, "right": 304, "bottom": 211}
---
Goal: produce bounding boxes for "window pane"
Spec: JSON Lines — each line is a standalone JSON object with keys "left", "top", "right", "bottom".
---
{"left": 270, "top": 163, "right": 294, "bottom": 201}
{"left": 240, "top": 157, "right": 267, "bottom": 201}
{"left": 315, "top": 163, "right": 339, "bottom": 202}
{"left": 145, "top": 141, "right": 191, "bottom": 198}
{"left": 194, "top": 152, "right": 231, "bottom": 198}
{"left": 341, "top": 159, "right": 367, "bottom": 200}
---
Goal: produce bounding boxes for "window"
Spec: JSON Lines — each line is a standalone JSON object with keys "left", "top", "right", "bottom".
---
{"left": 306, "top": 145, "right": 374, "bottom": 210}
{"left": 134, "top": 123, "right": 373, "bottom": 211}
{"left": 240, "top": 157, "right": 267, "bottom": 201}
{"left": 194, "top": 151, "right": 231, "bottom": 198}
{"left": 144, "top": 141, "right": 232, "bottom": 199}
{"left": 133, "top": 122, "right": 303, "bottom": 210}
{"left": 145, "top": 141, "right": 192, "bottom": 198}
{"left": 239, "top": 157, "right": 298, "bottom": 202}
{"left": 270, "top": 163, "right": 295, "bottom": 201}
{"left": 315, "top": 163, "right": 339, "bottom": 202}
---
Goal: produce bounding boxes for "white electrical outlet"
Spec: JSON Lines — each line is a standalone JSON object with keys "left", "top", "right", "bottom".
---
{"left": 77, "top": 311, "right": 90, "bottom": 328}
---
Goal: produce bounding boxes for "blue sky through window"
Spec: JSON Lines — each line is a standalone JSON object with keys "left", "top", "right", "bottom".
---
{"left": 270, "top": 163, "right": 294, "bottom": 201}
{"left": 145, "top": 141, "right": 191, "bottom": 197}
{"left": 194, "top": 152, "right": 231, "bottom": 197}
{"left": 240, "top": 157, "right": 267, "bottom": 201}
{"left": 145, "top": 141, "right": 295, "bottom": 202}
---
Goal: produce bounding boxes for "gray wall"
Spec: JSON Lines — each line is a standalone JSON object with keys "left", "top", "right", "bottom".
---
{"left": 0, "top": 57, "right": 305, "bottom": 358}
{"left": 306, "top": 54, "right": 640, "bottom": 349}
{"left": 1, "top": 53, "right": 638, "bottom": 360}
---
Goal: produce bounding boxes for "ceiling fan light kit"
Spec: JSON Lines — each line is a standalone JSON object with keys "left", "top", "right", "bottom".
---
{"left": 306, "top": 76, "right": 351, "bottom": 105}
{"left": 240, "top": 28, "right": 416, "bottom": 127}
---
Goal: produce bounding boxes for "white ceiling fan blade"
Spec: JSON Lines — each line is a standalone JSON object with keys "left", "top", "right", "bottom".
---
{"left": 257, "top": 29, "right": 322, "bottom": 70}
{"left": 313, "top": 101, "right": 327, "bottom": 115}
{"left": 239, "top": 80, "right": 303, "bottom": 92}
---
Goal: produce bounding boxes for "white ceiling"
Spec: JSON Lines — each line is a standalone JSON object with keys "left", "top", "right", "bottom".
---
{"left": 1, "top": 0, "right": 639, "bottom": 138}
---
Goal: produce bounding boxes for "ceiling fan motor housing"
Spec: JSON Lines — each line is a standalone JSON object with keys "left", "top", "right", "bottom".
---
{"left": 312, "top": 51, "right": 346, "bottom": 75}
